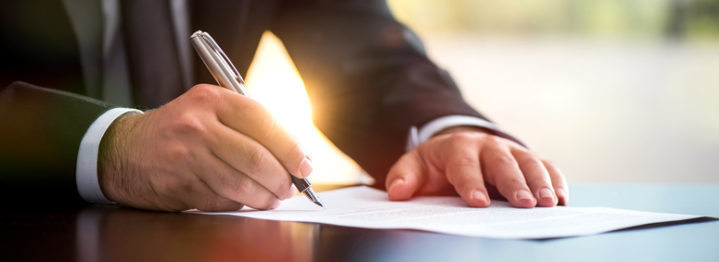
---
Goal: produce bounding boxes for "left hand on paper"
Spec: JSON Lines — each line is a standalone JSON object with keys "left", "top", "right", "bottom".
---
{"left": 385, "top": 127, "right": 568, "bottom": 208}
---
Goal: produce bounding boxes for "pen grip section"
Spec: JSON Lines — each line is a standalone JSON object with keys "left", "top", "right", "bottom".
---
{"left": 291, "top": 176, "right": 310, "bottom": 193}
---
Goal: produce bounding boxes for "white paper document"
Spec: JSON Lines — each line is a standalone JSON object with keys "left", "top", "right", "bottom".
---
{"left": 193, "top": 186, "right": 704, "bottom": 239}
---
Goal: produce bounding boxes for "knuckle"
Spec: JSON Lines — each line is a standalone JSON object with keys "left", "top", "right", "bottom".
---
{"left": 447, "top": 132, "right": 475, "bottom": 145}
{"left": 482, "top": 134, "right": 507, "bottom": 147}
{"left": 166, "top": 144, "right": 192, "bottom": 160}
{"left": 505, "top": 177, "right": 527, "bottom": 189}
{"left": 491, "top": 154, "right": 515, "bottom": 166}
{"left": 519, "top": 157, "right": 543, "bottom": 169}
{"left": 511, "top": 145, "right": 531, "bottom": 155}
{"left": 154, "top": 175, "right": 188, "bottom": 196}
{"left": 189, "top": 84, "right": 222, "bottom": 104}
{"left": 236, "top": 178, "right": 256, "bottom": 196}
{"left": 450, "top": 154, "right": 477, "bottom": 167}
{"left": 175, "top": 114, "right": 207, "bottom": 135}
{"left": 244, "top": 146, "right": 271, "bottom": 174}
{"left": 496, "top": 180, "right": 524, "bottom": 196}
{"left": 454, "top": 177, "right": 477, "bottom": 192}
{"left": 440, "top": 133, "right": 476, "bottom": 156}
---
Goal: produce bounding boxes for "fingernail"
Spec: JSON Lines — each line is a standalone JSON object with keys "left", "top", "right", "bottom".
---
{"left": 539, "top": 188, "right": 556, "bottom": 203}
{"left": 515, "top": 190, "right": 534, "bottom": 202}
{"left": 388, "top": 178, "right": 405, "bottom": 193}
{"left": 471, "top": 190, "right": 488, "bottom": 204}
{"left": 556, "top": 188, "right": 568, "bottom": 204}
{"left": 298, "top": 156, "right": 313, "bottom": 178}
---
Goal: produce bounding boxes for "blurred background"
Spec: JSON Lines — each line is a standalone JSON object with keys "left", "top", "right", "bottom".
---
{"left": 245, "top": 0, "right": 719, "bottom": 185}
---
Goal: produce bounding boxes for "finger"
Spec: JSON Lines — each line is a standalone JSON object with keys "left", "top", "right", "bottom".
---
{"left": 385, "top": 152, "right": 426, "bottom": 201}
{"left": 215, "top": 90, "right": 311, "bottom": 178}
{"left": 482, "top": 147, "right": 536, "bottom": 208}
{"left": 207, "top": 122, "right": 292, "bottom": 199}
{"left": 543, "top": 160, "right": 569, "bottom": 205}
{"left": 144, "top": 172, "right": 244, "bottom": 212}
{"left": 185, "top": 180, "right": 245, "bottom": 212}
{"left": 442, "top": 134, "right": 490, "bottom": 207}
{"left": 512, "top": 148, "right": 556, "bottom": 207}
{"left": 192, "top": 148, "right": 282, "bottom": 210}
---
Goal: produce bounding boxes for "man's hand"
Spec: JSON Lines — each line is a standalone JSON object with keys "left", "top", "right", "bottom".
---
{"left": 98, "top": 84, "right": 313, "bottom": 211}
{"left": 386, "top": 126, "right": 568, "bottom": 208}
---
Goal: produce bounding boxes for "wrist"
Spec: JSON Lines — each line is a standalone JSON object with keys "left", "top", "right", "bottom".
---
{"left": 98, "top": 112, "right": 141, "bottom": 202}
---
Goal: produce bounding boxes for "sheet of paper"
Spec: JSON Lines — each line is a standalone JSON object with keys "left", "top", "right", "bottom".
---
{"left": 191, "top": 186, "right": 703, "bottom": 239}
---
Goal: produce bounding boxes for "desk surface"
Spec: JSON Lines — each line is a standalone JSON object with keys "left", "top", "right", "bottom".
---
{"left": 2, "top": 184, "right": 718, "bottom": 262}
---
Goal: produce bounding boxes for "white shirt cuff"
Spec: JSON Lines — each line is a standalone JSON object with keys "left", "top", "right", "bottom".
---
{"left": 76, "top": 107, "right": 143, "bottom": 204}
{"left": 406, "top": 115, "right": 527, "bottom": 151}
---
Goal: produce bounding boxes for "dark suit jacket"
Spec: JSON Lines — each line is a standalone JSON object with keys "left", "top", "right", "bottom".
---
{"left": 0, "top": 0, "right": 486, "bottom": 207}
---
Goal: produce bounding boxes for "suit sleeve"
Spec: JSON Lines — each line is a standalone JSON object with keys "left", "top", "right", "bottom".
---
{"left": 0, "top": 82, "right": 112, "bottom": 208}
{"left": 271, "top": 0, "right": 489, "bottom": 187}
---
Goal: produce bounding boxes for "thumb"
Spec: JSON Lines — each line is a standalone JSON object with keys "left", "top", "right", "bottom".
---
{"left": 385, "top": 152, "right": 426, "bottom": 201}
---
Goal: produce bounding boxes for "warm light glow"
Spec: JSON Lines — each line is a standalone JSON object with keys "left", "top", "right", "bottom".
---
{"left": 244, "top": 32, "right": 370, "bottom": 185}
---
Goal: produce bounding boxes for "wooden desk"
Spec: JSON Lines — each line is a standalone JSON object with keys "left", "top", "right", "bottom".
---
{"left": 2, "top": 184, "right": 718, "bottom": 262}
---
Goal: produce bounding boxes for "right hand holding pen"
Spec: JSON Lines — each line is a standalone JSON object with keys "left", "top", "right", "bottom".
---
{"left": 97, "top": 84, "right": 313, "bottom": 211}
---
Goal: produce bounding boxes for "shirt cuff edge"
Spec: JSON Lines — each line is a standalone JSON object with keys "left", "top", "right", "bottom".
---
{"left": 76, "top": 107, "right": 143, "bottom": 204}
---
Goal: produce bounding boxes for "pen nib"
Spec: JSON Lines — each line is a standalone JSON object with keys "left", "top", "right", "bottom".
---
{"left": 304, "top": 189, "right": 325, "bottom": 208}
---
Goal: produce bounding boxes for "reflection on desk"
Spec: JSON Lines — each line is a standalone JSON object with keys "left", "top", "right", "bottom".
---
{"left": 2, "top": 184, "right": 718, "bottom": 262}
{"left": 77, "top": 207, "right": 319, "bottom": 262}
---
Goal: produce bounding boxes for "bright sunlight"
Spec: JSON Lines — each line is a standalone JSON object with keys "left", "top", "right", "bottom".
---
{"left": 244, "top": 32, "right": 370, "bottom": 185}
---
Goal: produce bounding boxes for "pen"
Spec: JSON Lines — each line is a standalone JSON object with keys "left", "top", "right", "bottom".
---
{"left": 190, "top": 30, "right": 324, "bottom": 208}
